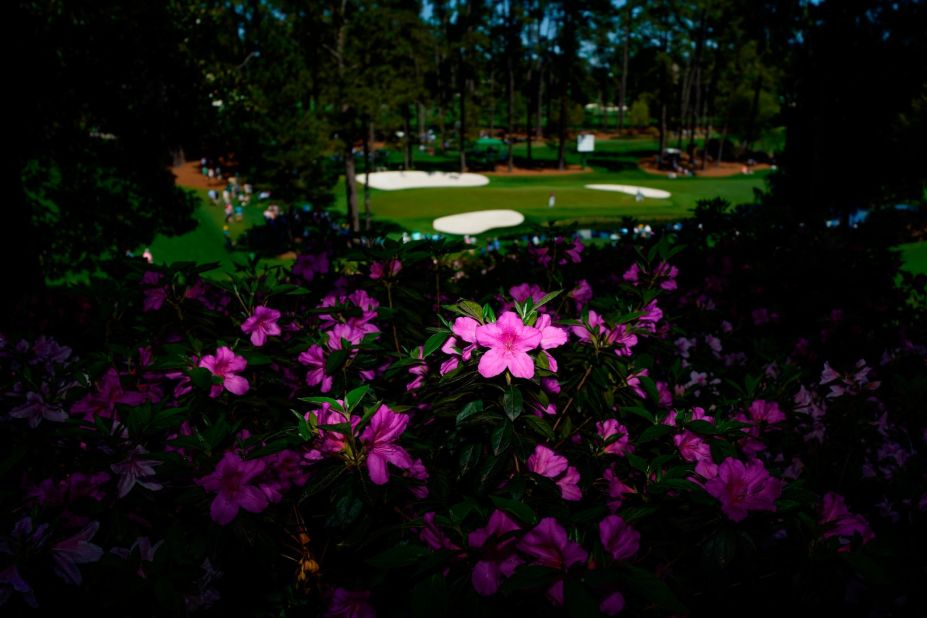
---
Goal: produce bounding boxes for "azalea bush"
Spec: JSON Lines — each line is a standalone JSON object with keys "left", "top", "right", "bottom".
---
{"left": 2, "top": 216, "right": 926, "bottom": 616}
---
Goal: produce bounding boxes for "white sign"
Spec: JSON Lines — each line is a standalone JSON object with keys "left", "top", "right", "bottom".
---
{"left": 577, "top": 133, "right": 595, "bottom": 153}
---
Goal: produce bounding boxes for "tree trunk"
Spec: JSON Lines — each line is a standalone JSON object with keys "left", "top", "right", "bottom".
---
{"left": 459, "top": 77, "right": 467, "bottom": 173}
{"left": 526, "top": 69, "right": 534, "bottom": 164}
{"left": 506, "top": 3, "right": 515, "bottom": 173}
{"left": 344, "top": 138, "right": 360, "bottom": 233}
{"left": 618, "top": 1, "right": 631, "bottom": 135}
{"left": 403, "top": 104, "right": 413, "bottom": 170}
{"left": 363, "top": 119, "right": 372, "bottom": 232}
{"left": 658, "top": 103, "right": 667, "bottom": 166}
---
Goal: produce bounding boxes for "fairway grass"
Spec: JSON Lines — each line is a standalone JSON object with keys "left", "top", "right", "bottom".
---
{"left": 152, "top": 139, "right": 769, "bottom": 271}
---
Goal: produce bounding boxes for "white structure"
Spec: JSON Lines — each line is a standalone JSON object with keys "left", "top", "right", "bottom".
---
{"left": 358, "top": 171, "right": 489, "bottom": 191}
{"left": 433, "top": 210, "right": 525, "bottom": 235}
{"left": 585, "top": 184, "right": 672, "bottom": 199}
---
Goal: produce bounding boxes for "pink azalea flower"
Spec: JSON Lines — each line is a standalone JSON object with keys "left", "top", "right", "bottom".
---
{"left": 600, "top": 591, "right": 626, "bottom": 615}
{"left": 298, "top": 344, "right": 333, "bottom": 392}
{"left": 673, "top": 431, "right": 711, "bottom": 463}
{"left": 325, "top": 588, "right": 375, "bottom": 618}
{"left": 704, "top": 458, "right": 782, "bottom": 522}
{"left": 527, "top": 445, "right": 582, "bottom": 501}
{"left": 571, "top": 309, "right": 608, "bottom": 342}
{"left": 293, "top": 252, "right": 329, "bottom": 283}
{"left": 563, "top": 238, "right": 584, "bottom": 264}
{"left": 420, "top": 512, "right": 460, "bottom": 551}
{"left": 597, "top": 419, "right": 633, "bottom": 456}
{"left": 510, "top": 283, "right": 547, "bottom": 305}
{"left": 241, "top": 306, "right": 282, "bottom": 347}
{"left": 603, "top": 466, "right": 635, "bottom": 511}
{"left": 110, "top": 446, "right": 162, "bottom": 498}
{"left": 599, "top": 515, "right": 640, "bottom": 561}
{"left": 517, "top": 518, "right": 588, "bottom": 606}
{"left": 569, "top": 279, "right": 593, "bottom": 308}
{"left": 475, "top": 312, "right": 542, "bottom": 379}
{"left": 637, "top": 300, "right": 662, "bottom": 333}
{"left": 748, "top": 400, "right": 786, "bottom": 425}
{"left": 654, "top": 261, "right": 679, "bottom": 290}
{"left": 369, "top": 259, "right": 402, "bottom": 279}
{"left": 534, "top": 314, "right": 568, "bottom": 371}
{"left": 819, "top": 492, "right": 874, "bottom": 544}
{"left": 52, "top": 521, "right": 104, "bottom": 585}
{"left": 197, "top": 452, "right": 269, "bottom": 525}
{"left": 468, "top": 510, "right": 523, "bottom": 596}
{"left": 359, "top": 405, "right": 413, "bottom": 485}
{"left": 622, "top": 263, "right": 640, "bottom": 285}
{"left": 10, "top": 388, "right": 68, "bottom": 428}
{"left": 607, "top": 324, "right": 638, "bottom": 357}
{"left": 199, "top": 347, "right": 249, "bottom": 397}
{"left": 70, "top": 367, "right": 146, "bottom": 420}
{"left": 306, "top": 402, "right": 354, "bottom": 457}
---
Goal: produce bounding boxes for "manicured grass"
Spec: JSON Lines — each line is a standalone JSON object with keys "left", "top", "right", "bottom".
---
{"left": 356, "top": 169, "right": 767, "bottom": 234}
{"left": 152, "top": 139, "right": 768, "bottom": 270}
{"left": 351, "top": 139, "right": 767, "bottom": 233}
{"left": 898, "top": 240, "right": 927, "bottom": 275}
{"left": 148, "top": 189, "right": 266, "bottom": 272}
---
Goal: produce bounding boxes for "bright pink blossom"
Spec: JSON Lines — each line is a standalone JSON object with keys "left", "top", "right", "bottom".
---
{"left": 527, "top": 445, "right": 582, "bottom": 500}
{"left": 199, "top": 347, "right": 249, "bottom": 397}
{"left": 52, "top": 521, "right": 104, "bottom": 585}
{"left": 819, "top": 492, "right": 874, "bottom": 544}
{"left": 325, "top": 588, "right": 375, "bottom": 618}
{"left": 597, "top": 420, "right": 633, "bottom": 456}
{"left": 359, "top": 405, "right": 413, "bottom": 485}
{"left": 298, "top": 344, "right": 333, "bottom": 392}
{"left": 475, "top": 312, "right": 542, "bottom": 379}
{"left": 468, "top": 510, "right": 523, "bottom": 596}
{"left": 370, "top": 259, "right": 402, "bottom": 279}
{"left": 241, "top": 306, "right": 281, "bottom": 347}
{"left": 704, "top": 458, "right": 782, "bottom": 522}
{"left": 598, "top": 515, "right": 640, "bottom": 561}
{"left": 517, "top": 518, "right": 588, "bottom": 606}
{"left": 197, "top": 452, "right": 269, "bottom": 525}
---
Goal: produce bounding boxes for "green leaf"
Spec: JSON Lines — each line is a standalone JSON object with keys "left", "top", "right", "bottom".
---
{"left": 423, "top": 332, "right": 449, "bottom": 358}
{"left": 522, "top": 415, "right": 555, "bottom": 440}
{"left": 501, "top": 565, "right": 560, "bottom": 593}
{"left": 622, "top": 406, "right": 655, "bottom": 424}
{"left": 344, "top": 385, "right": 370, "bottom": 412}
{"left": 637, "top": 424, "right": 673, "bottom": 444}
{"left": 458, "top": 300, "right": 484, "bottom": 321}
{"left": 489, "top": 496, "right": 537, "bottom": 525}
{"left": 244, "top": 353, "right": 272, "bottom": 366}
{"left": 565, "top": 580, "right": 599, "bottom": 618}
{"left": 457, "top": 443, "right": 481, "bottom": 478}
{"left": 627, "top": 454, "right": 649, "bottom": 473}
{"left": 686, "top": 420, "right": 718, "bottom": 435}
{"left": 491, "top": 422, "right": 513, "bottom": 456}
{"left": 482, "top": 304, "right": 496, "bottom": 323}
{"left": 620, "top": 566, "right": 687, "bottom": 613}
{"left": 503, "top": 387, "right": 523, "bottom": 421}
{"left": 639, "top": 376, "right": 661, "bottom": 405}
{"left": 317, "top": 422, "right": 352, "bottom": 435}
{"left": 366, "top": 544, "right": 431, "bottom": 569}
{"left": 325, "top": 348, "right": 351, "bottom": 374}
{"left": 449, "top": 499, "right": 478, "bottom": 524}
{"left": 299, "top": 396, "right": 344, "bottom": 412}
{"left": 455, "top": 400, "right": 484, "bottom": 426}
{"left": 534, "top": 289, "right": 563, "bottom": 310}
{"left": 189, "top": 367, "right": 213, "bottom": 389}
{"left": 412, "top": 574, "right": 448, "bottom": 618}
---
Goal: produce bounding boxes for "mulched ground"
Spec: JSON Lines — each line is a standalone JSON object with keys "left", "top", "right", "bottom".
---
{"left": 638, "top": 157, "right": 771, "bottom": 178}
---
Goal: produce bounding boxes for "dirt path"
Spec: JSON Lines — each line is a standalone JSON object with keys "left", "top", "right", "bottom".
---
{"left": 172, "top": 161, "right": 229, "bottom": 190}
{"left": 638, "top": 157, "right": 771, "bottom": 178}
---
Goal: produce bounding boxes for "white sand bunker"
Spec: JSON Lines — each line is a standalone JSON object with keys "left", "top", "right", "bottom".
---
{"left": 585, "top": 184, "right": 671, "bottom": 199}
{"left": 433, "top": 210, "right": 525, "bottom": 235}
{"left": 360, "top": 171, "right": 489, "bottom": 191}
